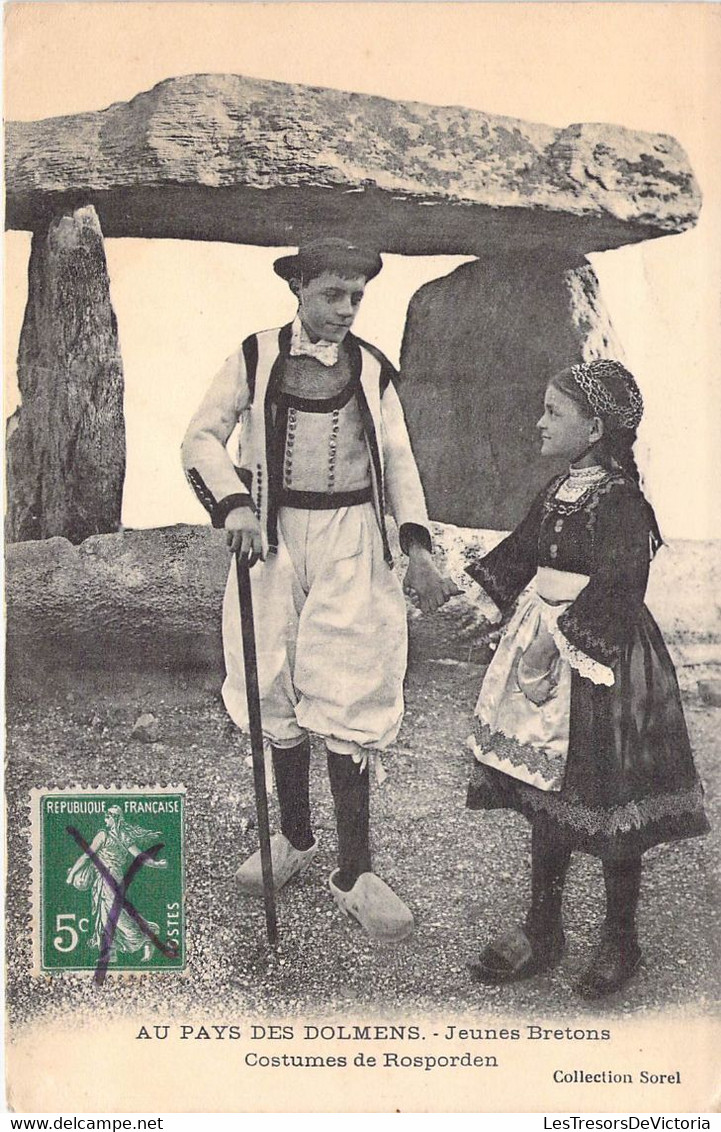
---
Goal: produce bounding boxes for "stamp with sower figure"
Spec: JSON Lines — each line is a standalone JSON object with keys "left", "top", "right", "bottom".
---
{"left": 31, "top": 787, "right": 186, "bottom": 977}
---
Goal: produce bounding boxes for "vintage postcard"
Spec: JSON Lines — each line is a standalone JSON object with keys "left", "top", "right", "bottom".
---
{"left": 4, "top": 1, "right": 720, "bottom": 1114}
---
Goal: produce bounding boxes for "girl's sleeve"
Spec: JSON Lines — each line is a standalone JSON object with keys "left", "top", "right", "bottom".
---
{"left": 552, "top": 486, "right": 652, "bottom": 683}
{"left": 465, "top": 489, "right": 546, "bottom": 613}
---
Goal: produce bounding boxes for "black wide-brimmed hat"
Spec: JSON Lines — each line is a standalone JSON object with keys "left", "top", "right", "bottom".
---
{"left": 273, "top": 238, "right": 383, "bottom": 283}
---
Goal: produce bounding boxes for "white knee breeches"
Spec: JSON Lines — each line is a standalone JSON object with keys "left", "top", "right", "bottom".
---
{"left": 221, "top": 503, "right": 408, "bottom": 754}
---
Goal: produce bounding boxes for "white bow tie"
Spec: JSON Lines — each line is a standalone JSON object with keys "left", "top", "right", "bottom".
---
{"left": 290, "top": 318, "right": 340, "bottom": 367}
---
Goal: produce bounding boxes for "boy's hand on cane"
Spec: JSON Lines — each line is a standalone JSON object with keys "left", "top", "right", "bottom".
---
{"left": 225, "top": 507, "right": 263, "bottom": 566}
{"left": 403, "top": 546, "right": 462, "bottom": 613}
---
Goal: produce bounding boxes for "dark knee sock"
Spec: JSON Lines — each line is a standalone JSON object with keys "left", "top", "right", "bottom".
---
{"left": 271, "top": 738, "right": 314, "bottom": 851}
{"left": 525, "top": 822, "right": 572, "bottom": 941}
{"left": 602, "top": 857, "right": 642, "bottom": 943}
{"left": 326, "top": 750, "right": 371, "bottom": 891}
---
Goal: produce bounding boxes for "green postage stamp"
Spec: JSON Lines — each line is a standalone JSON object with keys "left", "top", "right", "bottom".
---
{"left": 31, "top": 787, "right": 186, "bottom": 975}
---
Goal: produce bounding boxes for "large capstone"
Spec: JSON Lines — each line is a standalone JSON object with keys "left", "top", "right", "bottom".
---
{"left": 6, "top": 205, "right": 125, "bottom": 543}
{"left": 5, "top": 73, "right": 700, "bottom": 256}
{"left": 398, "top": 255, "right": 624, "bottom": 528}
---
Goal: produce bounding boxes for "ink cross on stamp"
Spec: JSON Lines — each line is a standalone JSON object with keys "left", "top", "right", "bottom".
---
{"left": 31, "top": 787, "right": 186, "bottom": 976}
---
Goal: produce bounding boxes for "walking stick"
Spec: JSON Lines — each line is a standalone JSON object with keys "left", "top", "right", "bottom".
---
{"left": 235, "top": 550, "right": 279, "bottom": 947}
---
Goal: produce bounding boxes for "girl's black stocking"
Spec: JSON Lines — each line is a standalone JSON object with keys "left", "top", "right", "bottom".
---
{"left": 525, "top": 821, "right": 572, "bottom": 943}
{"left": 326, "top": 750, "right": 372, "bottom": 891}
{"left": 573, "top": 856, "right": 644, "bottom": 999}
{"left": 602, "top": 857, "right": 642, "bottom": 943}
{"left": 271, "top": 738, "right": 314, "bottom": 851}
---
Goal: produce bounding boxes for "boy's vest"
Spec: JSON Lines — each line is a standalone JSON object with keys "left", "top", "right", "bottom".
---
{"left": 236, "top": 324, "right": 396, "bottom": 563}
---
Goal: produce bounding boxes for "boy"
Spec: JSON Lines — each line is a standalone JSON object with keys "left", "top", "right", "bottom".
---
{"left": 182, "top": 238, "right": 458, "bottom": 940}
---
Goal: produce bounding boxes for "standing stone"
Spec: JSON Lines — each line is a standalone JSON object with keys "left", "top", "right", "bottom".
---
{"left": 398, "top": 255, "right": 624, "bottom": 530}
{"left": 6, "top": 205, "right": 125, "bottom": 543}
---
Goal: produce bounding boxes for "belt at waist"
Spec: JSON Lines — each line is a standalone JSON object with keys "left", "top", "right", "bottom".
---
{"left": 534, "top": 567, "right": 590, "bottom": 604}
{"left": 277, "top": 486, "right": 373, "bottom": 510}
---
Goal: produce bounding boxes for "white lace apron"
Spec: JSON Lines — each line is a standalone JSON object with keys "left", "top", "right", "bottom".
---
{"left": 470, "top": 568, "right": 591, "bottom": 792}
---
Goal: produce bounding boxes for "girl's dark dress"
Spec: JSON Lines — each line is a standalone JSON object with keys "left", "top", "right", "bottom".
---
{"left": 466, "top": 468, "right": 709, "bottom": 860}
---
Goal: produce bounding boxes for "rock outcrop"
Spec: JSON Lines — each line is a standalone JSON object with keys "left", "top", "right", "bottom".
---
{"left": 6, "top": 525, "right": 719, "bottom": 680}
{"left": 6, "top": 73, "right": 700, "bottom": 256}
{"left": 6, "top": 205, "right": 125, "bottom": 543}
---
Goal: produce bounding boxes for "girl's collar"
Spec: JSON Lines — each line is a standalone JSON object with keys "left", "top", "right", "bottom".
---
{"left": 549, "top": 464, "right": 617, "bottom": 511}
{"left": 567, "top": 462, "right": 606, "bottom": 480}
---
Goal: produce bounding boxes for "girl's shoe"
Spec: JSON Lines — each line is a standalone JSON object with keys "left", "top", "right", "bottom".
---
{"left": 574, "top": 933, "right": 642, "bottom": 1000}
{"left": 468, "top": 923, "right": 565, "bottom": 984}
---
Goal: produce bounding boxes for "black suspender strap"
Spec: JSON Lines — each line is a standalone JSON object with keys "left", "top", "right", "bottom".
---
{"left": 242, "top": 333, "right": 259, "bottom": 403}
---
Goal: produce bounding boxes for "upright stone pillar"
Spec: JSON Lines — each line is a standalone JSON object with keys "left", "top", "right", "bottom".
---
{"left": 6, "top": 205, "right": 125, "bottom": 544}
{"left": 398, "top": 255, "right": 624, "bottom": 530}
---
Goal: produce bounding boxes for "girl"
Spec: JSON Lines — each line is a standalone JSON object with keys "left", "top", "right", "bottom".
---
{"left": 464, "top": 359, "right": 709, "bottom": 999}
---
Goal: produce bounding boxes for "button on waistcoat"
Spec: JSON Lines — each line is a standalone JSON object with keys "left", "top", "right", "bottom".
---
{"left": 279, "top": 393, "right": 371, "bottom": 494}
{"left": 273, "top": 352, "right": 371, "bottom": 496}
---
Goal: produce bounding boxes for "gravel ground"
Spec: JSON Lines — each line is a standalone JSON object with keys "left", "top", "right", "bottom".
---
{"left": 6, "top": 661, "right": 719, "bottom": 1028}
